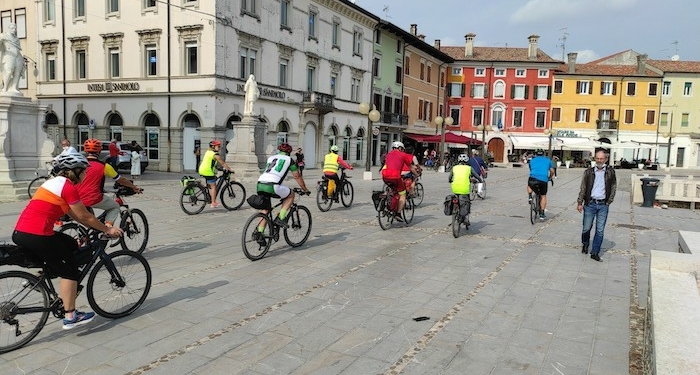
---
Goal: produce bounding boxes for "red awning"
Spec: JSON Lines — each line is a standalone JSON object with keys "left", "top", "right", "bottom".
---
{"left": 403, "top": 133, "right": 433, "bottom": 143}
{"left": 421, "top": 132, "right": 482, "bottom": 145}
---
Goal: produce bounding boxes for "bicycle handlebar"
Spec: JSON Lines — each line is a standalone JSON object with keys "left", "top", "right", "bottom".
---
{"left": 293, "top": 188, "right": 311, "bottom": 196}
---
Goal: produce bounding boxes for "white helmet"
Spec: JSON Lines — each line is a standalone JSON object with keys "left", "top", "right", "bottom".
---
{"left": 55, "top": 152, "right": 89, "bottom": 170}
{"left": 391, "top": 141, "right": 404, "bottom": 149}
{"left": 458, "top": 154, "right": 469, "bottom": 163}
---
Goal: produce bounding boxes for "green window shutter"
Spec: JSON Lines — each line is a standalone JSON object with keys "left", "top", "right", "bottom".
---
{"left": 524, "top": 86, "right": 529, "bottom": 99}
{"left": 470, "top": 84, "right": 474, "bottom": 98}
{"left": 547, "top": 86, "right": 551, "bottom": 99}
{"left": 510, "top": 85, "right": 515, "bottom": 99}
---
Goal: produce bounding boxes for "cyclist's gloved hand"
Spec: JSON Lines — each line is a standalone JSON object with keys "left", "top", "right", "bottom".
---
{"left": 106, "top": 226, "right": 123, "bottom": 238}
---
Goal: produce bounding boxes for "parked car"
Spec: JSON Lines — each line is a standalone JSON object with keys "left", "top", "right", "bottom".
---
{"left": 99, "top": 141, "right": 148, "bottom": 172}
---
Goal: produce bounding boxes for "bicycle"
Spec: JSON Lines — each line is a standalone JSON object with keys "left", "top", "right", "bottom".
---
{"left": 374, "top": 185, "right": 415, "bottom": 230}
{"left": 179, "top": 170, "right": 246, "bottom": 215}
{"left": 403, "top": 173, "right": 424, "bottom": 207}
{"left": 0, "top": 228, "right": 152, "bottom": 353}
{"left": 316, "top": 168, "right": 354, "bottom": 212}
{"left": 27, "top": 161, "right": 56, "bottom": 199}
{"left": 241, "top": 188, "right": 312, "bottom": 261}
{"left": 449, "top": 194, "right": 471, "bottom": 238}
{"left": 58, "top": 186, "right": 149, "bottom": 254}
{"left": 529, "top": 189, "right": 543, "bottom": 224}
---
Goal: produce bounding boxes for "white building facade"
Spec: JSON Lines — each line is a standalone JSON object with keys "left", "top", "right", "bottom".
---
{"left": 35, "top": 0, "right": 377, "bottom": 172}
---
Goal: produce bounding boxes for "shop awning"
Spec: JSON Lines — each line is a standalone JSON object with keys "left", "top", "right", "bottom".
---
{"left": 421, "top": 132, "right": 482, "bottom": 145}
{"left": 403, "top": 133, "right": 433, "bottom": 143}
{"left": 509, "top": 136, "right": 550, "bottom": 149}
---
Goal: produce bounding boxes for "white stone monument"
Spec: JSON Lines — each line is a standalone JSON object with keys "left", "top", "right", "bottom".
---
{"left": 0, "top": 23, "right": 54, "bottom": 201}
{"left": 226, "top": 75, "right": 268, "bottom": 181}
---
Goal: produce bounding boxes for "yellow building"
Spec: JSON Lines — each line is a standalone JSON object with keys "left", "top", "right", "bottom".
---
{"left": 552, "top": 51, "right": 662, "bottom": 162}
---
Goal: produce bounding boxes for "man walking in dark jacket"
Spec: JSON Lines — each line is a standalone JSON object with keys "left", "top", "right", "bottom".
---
{"left": 577, "top": 150, "right": 617, "bottom": 262}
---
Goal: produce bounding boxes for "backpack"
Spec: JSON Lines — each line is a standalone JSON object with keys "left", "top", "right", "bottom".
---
{"left": 444, "top": 195, "right": 455, "bottom": 215}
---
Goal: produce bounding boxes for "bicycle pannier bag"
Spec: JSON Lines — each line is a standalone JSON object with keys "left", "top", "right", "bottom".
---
{"left": 180, "top": 175, "right": 197, "bottom": 195}
{"left": 371, "top": 190, "right": 383, "bottom": 211}
{"left": 443, "top": 195, "right": 455, "bottom": 216}
{"left": 246, "top": 194, "right": 269, "bottom": 210}
{"left": 390, "top": 193, "right": 399, "bottom": 212}
{"left": 0, "top": 244, "right": 42, "bottom": 268}
{"left": 327, "top": 179, "right": 335, "bottom": 196}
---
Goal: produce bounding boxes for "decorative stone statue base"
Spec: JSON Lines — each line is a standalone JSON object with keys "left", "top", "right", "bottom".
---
{"left": 0, "top": 96, "right": 53, "bottom": 201}
{"left": 226, "top": 116, "right": 267, "bottom": 182}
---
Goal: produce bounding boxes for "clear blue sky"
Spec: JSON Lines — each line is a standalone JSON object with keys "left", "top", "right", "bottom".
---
{"left": 355, "top": 0, "right": 698, "bottom": 63}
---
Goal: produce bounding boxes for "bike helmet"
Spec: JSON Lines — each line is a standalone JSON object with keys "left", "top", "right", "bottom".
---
{"left": 278, "top": 143, "right": 292, "bottom": 154}
{"left": 55, "top": 152, "right": 89, "bottom": 171}
{"left": 457, "top": 154, "right": 469, "bottom": 163}
{"left": 535, "top": 148, "right": 545, "bottom": 156}
{"left": 209, "top": 140, "right": 222, "bottom": 148}
{"left": 83, "top": 138, "right": 102, "bottom": 154}
{"left": 330, "top": 145, "right": 339, "bottom": 153}
{"left": 391, "top": 141, "right": 404, "bottom": 150}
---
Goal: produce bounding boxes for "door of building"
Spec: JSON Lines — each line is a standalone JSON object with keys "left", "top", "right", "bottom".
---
{"left": 676, "top": 147, "right": 685, "bottom": 167}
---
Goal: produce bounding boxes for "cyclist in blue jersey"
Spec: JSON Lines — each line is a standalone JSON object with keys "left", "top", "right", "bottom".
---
{"left": 527, "top": 149, "right": 554, "bottom": 220}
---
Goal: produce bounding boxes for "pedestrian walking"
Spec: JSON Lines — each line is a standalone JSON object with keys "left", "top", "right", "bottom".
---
{"left": 130, "top": 150, "right": 142, "bottom": 179}
{"left": 295, "top": 148, "right": 305, "bottom": 176}
{"left": 108, "top": 139, "right": 120, "bottom": 169}
{"left": 577, "top": 150, "right": 617, "bottom": 262}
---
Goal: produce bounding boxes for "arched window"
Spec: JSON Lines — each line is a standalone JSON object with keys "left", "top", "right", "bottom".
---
{"left": 343, "top": 126, "right": 352, "bottom": 160}
{"left": 143, "top": 113, "right": 160, "bottom": 160}
{"left": 107, "top": 113, "right": 124, "bottom": 141}
{"left": 277, "top": 120, "right": 289, "bottom": 145}
{"left": 45, "top": 112, "right": 59, "bottom": 125}
{"left": 493, "top": 81, "right": 505, "bottom": 99}
{"left": 327, "top": 125, "right": 338, "bottom": 150}
{"left": 183, "top": 113, "right": 200, "bottom": 128}
{"left": 355, "top": 128, "right": 365, "bottom": 161}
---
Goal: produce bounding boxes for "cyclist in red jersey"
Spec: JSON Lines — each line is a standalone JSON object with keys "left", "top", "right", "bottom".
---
{"left": 381, "top": 141, "right": 418, "bottom": 221}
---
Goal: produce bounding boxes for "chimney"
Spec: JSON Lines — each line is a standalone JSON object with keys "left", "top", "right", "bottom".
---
{"left": 434, "top": 39, "right": 441, "bottom": 49}
{"left": 418, "top": 34, "right": 425, "bottom": 42}
{"left": 637, "top": 54, "right": 648, "bottom": 74}
{"left": 567, "top": 52, "right": 577, "bottom": 73}
{"left": 409, "top": 24, "right": 417, "bottom": 36}
{"left": 464, "top": 33, "right": 476, "bottom": 57}
{"left": 528, "top": 34, "right": 540, "bottom": 60}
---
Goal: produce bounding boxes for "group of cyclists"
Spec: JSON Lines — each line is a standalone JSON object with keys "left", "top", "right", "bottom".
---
{"left": 12, "top": 138, "right": 142, "bottom": 330}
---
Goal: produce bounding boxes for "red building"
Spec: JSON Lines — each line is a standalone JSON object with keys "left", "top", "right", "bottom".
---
{"left": 440, "top": 34, "right": 561, "bottom": 163}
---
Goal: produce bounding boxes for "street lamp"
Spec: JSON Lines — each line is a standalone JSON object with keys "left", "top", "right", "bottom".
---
{"left": 543, "top": 128, "right": 554, "bottom": 158}
{"left": 664, "top": 131, "right": 676, "bottom": 168}
{"left": 359, "top": 102, "right": 381, "bottom": 180}
{"left": 435, "top": 115, "right": 453, "bottom": 172}
{"left": 476, "top": 124, "right": 492, "bottom": 159}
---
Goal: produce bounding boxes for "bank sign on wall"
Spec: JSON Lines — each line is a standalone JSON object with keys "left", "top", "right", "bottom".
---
{"left": 87, "top": 82, "right": 140, "bottom": 92}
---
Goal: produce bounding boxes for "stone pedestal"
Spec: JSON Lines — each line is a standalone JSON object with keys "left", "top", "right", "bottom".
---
{"left": 226, "top": 116, "right": 267, "bottom": 182}
{"left": 0, "top": 96, "right": 53, "bottom": 201}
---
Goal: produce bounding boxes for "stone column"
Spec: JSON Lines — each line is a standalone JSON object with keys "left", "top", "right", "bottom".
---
{"left": 226, "top": 116, "right": 267, "bottom": 182}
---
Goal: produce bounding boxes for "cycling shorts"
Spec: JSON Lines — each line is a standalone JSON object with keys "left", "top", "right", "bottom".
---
{"left": 527, "top": 177, "right": 548, "bottom": 196}
{"left": 12, "top": 230, "right": 81, "bottom": 280}
{"left": 383, "top": 176, "right": 406, "bottom": 194}
{"left": 257, "top": 182, "right": 291, "bottom": 199}
{"left": 201, "top": 175, "right": 216, "bottom": 184}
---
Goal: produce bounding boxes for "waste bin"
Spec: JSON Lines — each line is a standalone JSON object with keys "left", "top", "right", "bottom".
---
{"left": 640, "top": 178, "right": 660, "bottom": 207}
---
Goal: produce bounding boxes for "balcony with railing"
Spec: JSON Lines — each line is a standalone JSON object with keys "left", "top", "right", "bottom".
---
{"left": 596, "top": 119, "right": 618, "bottom": 131}
{"left": 379, "top": 111, "right": 409, "bottom": 128}
{"left": 301, "top": 91, "right": 334, "bottom": 115}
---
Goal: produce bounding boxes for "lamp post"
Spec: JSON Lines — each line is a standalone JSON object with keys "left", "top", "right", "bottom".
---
{"left": 359, "top": 102, "right": 381, "bottom": 180}
{"left": 434, "top": 115, "right": 454, "bottom": 172}
{"left": 477, "top": 124, "right": 492, "bottom": 159}
{"left": 664, "top": 131, "right": 676, "bottom": 168}
{"left": 543, "top": 128, "right": 554, "bottom": 158}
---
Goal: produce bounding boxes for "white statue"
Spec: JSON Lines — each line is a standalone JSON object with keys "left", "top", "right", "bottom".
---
{"left": 0, "top": 23, "right": 25, "bottom": 95}
{"left": 243, "top": 74, "right": 259, "bottom": 116}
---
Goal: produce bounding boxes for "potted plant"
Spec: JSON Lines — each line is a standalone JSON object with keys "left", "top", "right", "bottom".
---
{"left": 564, "top": 156, "right": 573, "bottom": 168}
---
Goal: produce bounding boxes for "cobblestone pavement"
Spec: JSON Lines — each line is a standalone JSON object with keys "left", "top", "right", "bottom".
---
{"left": 1, "top": 166, "right": 698, "bottom": 375}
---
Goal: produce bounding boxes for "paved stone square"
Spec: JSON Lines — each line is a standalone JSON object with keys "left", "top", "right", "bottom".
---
{"left": 1, "top": 166, "right": 697, "bottom": 375}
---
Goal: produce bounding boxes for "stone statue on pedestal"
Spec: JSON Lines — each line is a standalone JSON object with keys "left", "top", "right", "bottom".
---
{"left": 243, "top": 74, "right": 259, "bottom": 117}
{"left": 0, "top": 23, "right": 25, "bottom": 96}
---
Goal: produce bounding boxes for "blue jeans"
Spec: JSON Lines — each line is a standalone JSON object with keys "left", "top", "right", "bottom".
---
{"left": 581, "top": 202, "right": 609, "bottom": 254}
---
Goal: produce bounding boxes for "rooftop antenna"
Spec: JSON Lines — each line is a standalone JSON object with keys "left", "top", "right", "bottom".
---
{"left": 557, "top": 27, "right": 569, "bottom": 61}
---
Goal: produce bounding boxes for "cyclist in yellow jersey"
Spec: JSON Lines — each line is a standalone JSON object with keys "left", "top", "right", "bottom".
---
{"left": 322, "top": 145, "right": 352, "bottom": 201}
{"left": 198, "top": 140, "right": 234, "bottom": 208}
{"left": 448, "top": 154, "right": 473, "bottom": 224}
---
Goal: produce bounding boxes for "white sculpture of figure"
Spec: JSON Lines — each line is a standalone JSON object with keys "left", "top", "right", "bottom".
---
{"left": 0, "top": 23, "right": 25, "bottom": 95}
{"left": 243, "top": 74, "right": 260, "bottom": 116}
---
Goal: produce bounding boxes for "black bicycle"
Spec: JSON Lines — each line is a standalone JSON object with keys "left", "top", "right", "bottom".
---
{"left": 0, "top": 230, "right": 152, "bottom": 353}
{"left": 27, "top": 162, "right": 56, "bottom": 199}
{"left": 449, "top": 194, "right": 471, "bottom": 238}
{"left": 374, "top": 185, "right": 415, "bottom": 230}
{"left": 58, "top": 186, "right": 149, "bottom": 254}
{"left": 529, "top": 189, "right": 543, "bottom": 224}
{"left": 316, "top": 168, "right": 354, "bottom": 212}
{"left": 241, "top": 188, "right": 312, "bottom": 261}
{"left": 180, "top": 170, "right": 246, "bottom": 214}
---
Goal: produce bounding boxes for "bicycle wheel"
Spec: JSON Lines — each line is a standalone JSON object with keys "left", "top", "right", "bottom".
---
{"left": 340, "top": 181, "right": 354, "bottom": 208}
{"left": 478, "top": 181, "right": 487, "bottom": 199}
{"left": 452, "top": 205, "right": 462, "bottom": 238}
{"left": 241, "top": 213, "right": 273, "bottom": 261}
{"left": 377, "top": 197, "right": 393, "bottom": 230}
{"left": 179, "top": 185, "right": 207, "bottom": 215}
{"left": 284, "top": 205, "right": 312, "bottom": 247}
{"left": 58, "top": 222, "right": 90, "bottom": 247}
{"left": 469, "top": 182, "right": 477, "bottom": 201}
{"left": 403, "top": 197, "right": 415, "bottom": 224}
{"left": 119, "top": 209, "right": 149, "bottom": 254}
{"left": 413, "top": 183, "right": 424, "bottom": 206}
{"left": 27, "top": 176, "right": 48, "bottom": 199}
{"left": 0, "top": 271, "right": 50, "bottom": 354}
{"left": 530, "top": 199, "right": 537, "bottom": 225}
{"left": 316, "top": 185, "right": 332, "bottom": 212}
{"left": 87, "top": 250, "right": 152, "bottom": 319}
{"left": 220, "top": 181, "right": 246, "bottom": 211}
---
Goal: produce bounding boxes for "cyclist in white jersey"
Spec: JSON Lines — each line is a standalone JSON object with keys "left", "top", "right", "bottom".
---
{"left": 256, "top": 143, "right": 310, "bottom": 228}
